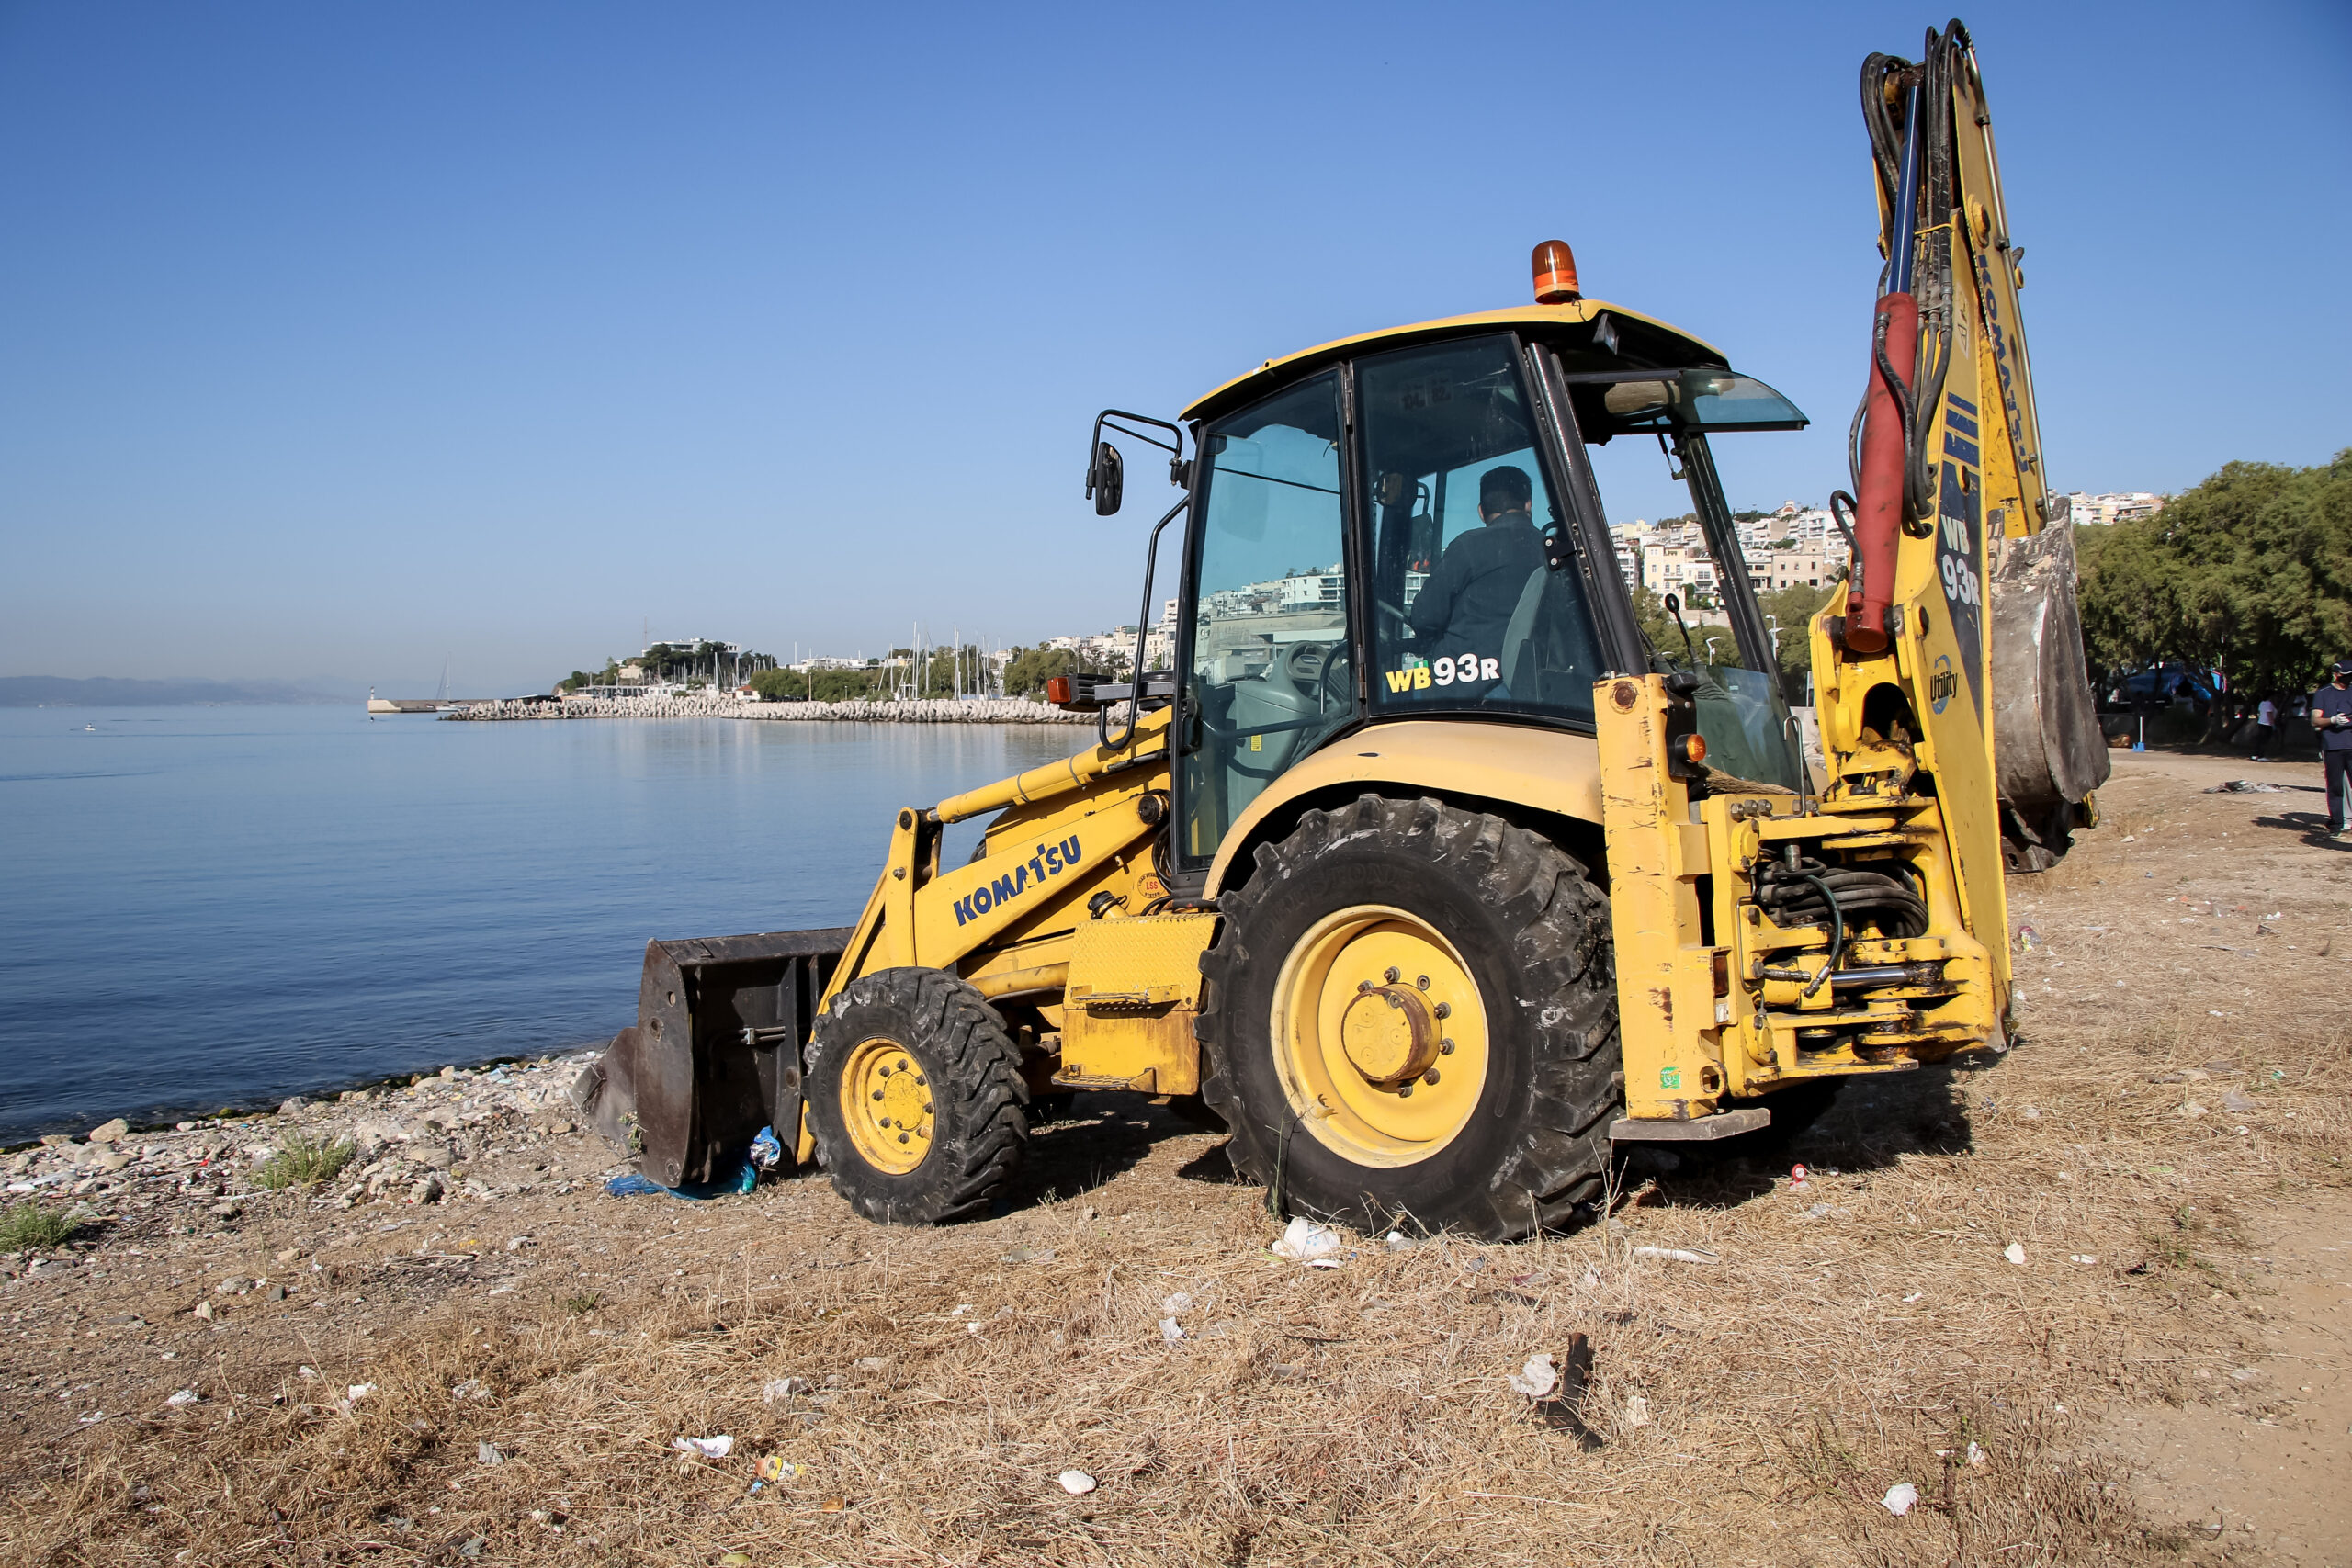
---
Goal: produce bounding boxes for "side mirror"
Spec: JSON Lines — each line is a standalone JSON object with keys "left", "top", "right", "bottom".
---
{"left": 1089, "top": 441, "right": 1124, "bottom": 516}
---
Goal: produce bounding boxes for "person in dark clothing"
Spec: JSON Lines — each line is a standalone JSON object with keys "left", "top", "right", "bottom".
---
{"left": 1405, "top": 464, "right": 1543, "bottom": 691}
{"left": 2312, "top": 657, "right": 2352, "bottom": 840}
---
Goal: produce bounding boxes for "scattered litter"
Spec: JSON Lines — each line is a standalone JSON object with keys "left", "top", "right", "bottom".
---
{"left": 762, "top": 1377, "right": 811, "bottom": 1403}
{"left": 1966, "top": 1441, "right": 1987, "bottom": 1467}
{"left": 1001, "top": 1247, "right": 1056, "bottom": 1263}
{"left": 1901, "top": 1292, "right": 1924, "bottom": 1303}
{"left": 1270, "top": 1215, "right": 1346, "bottom": 1265}
{"left": 1160, "top": 1292, "right": 1193, "bottom": 1316}
{"left": 2015, "top": 924, "right": 2041, "bottom": 950}
{"left": 1882, "top": 1482, "right": 1919, "bottom": 1517}
{"left": 1630, "top": 1246, "right": 1719, "bottom": 1264}
{"left": 192, "top": 1302, "right": 214, "bottom": 1321}
{"left": 475, "top": 1441, "right": 503, "bottom": 1466}
{"left": 451, "top": 1378, "right": 487, "bottom": 1401}
{"left": 1621, "top": 1394, "right": 1652, "bottom": 1428}
{"left": 747, "top": 1126, "right": 783, "bottom": 1170}
{"left": 2228, "top": 1367, "right": 2260, "bottom": 1383}
{"left": 1057, "top": 1470, "right": 1097, "bottom": 1495}
{"left": 165, "top": 1389, "right": 199, "bottom": 1407}
{"left": 1788, "top": 1163, "right": 1808, "bottom": 1189}
{"left": 298, "top": 1366, "right": 317, "bottom": 1381}
{"left": 2223, "top": 1092, "right": 2259, "bottom": 1112}
{"left": 2070, "top": 1254, "right": 2098, "bottom": 1266}
{"left": 1580, "top": 1267, "right": 1601, "bottom": 1291}
{"left": 1385, "top": 1230, "right": 1416, "bottom": 1251}
{"left": 854, "top": 1356, "right": 888, "bottom": 1370}
{"left": 755, "top": 1455, "right": 797, "bottom": 1482}
{"left": 1507, "top": 1353, "right": 1560, "bottom": 1399}
{"left": 346, "top": 1383, "right": 375, "bottom": 1403}
{"left": 2202, "top": 780, "right": 2284, "bottom": 793}
{"left": 1159, "top": 1317, "right": 1184, "bottom": 1344}
{"left": 2003, "top": 1243, "right": 2027, "bottom": 1266}
{"left": 603, "top": 1157, "right": 755, "bottom": 1201}
{"left": 673, "top": 1435, "right": 734, "bottom": 1460}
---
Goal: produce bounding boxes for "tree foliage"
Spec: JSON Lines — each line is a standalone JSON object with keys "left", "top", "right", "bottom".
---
{"left": 2078, "top": 452, "right": 2351, "bottom": 698}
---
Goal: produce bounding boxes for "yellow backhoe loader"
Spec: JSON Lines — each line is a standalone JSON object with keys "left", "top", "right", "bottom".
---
{"left": 574, "top": 18, "right": 2106, "bottom": 1240}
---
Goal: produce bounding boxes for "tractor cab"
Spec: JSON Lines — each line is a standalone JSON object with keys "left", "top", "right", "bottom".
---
{"left": 1103, "top": 248, "right": 1815, "bottom": 878}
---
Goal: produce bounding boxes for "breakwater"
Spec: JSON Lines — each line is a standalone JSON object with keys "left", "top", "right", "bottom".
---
{"left": 445, "top": 694, "right": 1091, "bottom": 724}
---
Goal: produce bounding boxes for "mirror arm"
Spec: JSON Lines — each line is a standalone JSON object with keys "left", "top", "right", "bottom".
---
{"left": 1102, "top": 495, "right": 1191, "bottom": 752}
{"left": 1087, "top": 409, "right": 1189, "bottom": 501}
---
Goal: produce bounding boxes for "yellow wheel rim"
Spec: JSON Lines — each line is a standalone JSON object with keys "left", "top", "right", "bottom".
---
{"left": 1268, "top": 904, "right": 1489, "bottom": 1168}
{"left": 838, "top": 1036, "right": 934, "bottom": 1175}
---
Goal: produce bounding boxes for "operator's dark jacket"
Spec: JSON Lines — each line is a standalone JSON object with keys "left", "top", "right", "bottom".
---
{"left": 1407, "top": 513, "right": 1544, "bottom": 666}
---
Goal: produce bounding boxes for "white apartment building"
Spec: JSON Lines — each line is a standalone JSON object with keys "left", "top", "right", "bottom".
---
{"left": 2059, "top": 491, "right": 2165, "bottom": 526}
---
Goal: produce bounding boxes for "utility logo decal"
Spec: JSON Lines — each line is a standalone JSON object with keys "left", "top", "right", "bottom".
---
{"left": 1930, "top": 654, "right": 1957, "bottom": 715}
{"left": 1385, "top": 655, "right": 1498, "bottom": 694}
{"left": 952, "top": 836, "right": 1083, "bottom": 926}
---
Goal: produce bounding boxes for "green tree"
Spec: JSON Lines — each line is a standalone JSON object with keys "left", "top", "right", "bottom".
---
{"left": 2079, "top": 452, "right": 2351, "bottom": 700}
{"left": 1757, "top": 583, "right": 1838, "bottom": 680}
{"left": 1001, "top": 644, "right": 1082, "bottom": 698}
{"left": 748, "top": 667, "right": 797, "bottom": 701}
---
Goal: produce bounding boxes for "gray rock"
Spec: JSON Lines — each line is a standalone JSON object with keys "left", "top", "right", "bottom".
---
{"left": 277, "top": 1097, "right": 310, "bottom": 1116}
{"left": 414, "top": 1145, "right": 456, "bottom": 1170}
{"left": 87, "top": 1119, "right": 129, "bottom": 1145}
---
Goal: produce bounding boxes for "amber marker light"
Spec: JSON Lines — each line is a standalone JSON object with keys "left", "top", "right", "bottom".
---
{"left": 1675, "top": 733, "right": 1708, "bottom": 767}
{"left": 1532, "top": 240, "right": 1581, "bottom": 304}
{"left": 1045, "top": 676, "right": 1074, "bottom": 706}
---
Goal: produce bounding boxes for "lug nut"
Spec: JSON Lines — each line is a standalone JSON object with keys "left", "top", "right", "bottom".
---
{"left": 1398, "top": 1083, "right": 1415, "bottom": 1098}
{"left": 877, "top": 1116, "right": 891, "bottom": 1127}
{"left": 1384, "top": 966, "right": 1401, "bottom": 983}
{"left": 1441, "top": 1038, "right": 1455, "bottom": 1055}
{"left": 897, "top": 1132, "right": 910, "bottom": 1144}
{"left": 915, "top": 1076, "right": 926, "bottom": 1087}
{"left": 1417, "top": 975, "right": 1430, "bottom": 989}
{"left": 1434, "top": 1002, "right": 1452, "bottom": 1020}
{"left": 872, "top": 1089, "right": 885, "bottom": 1101}
{"left": 1423, "top": 1069, "right": 1441, "bottom": 1085}
{"left": 1358, "top": 979, "right": 1372, "bottom": 993}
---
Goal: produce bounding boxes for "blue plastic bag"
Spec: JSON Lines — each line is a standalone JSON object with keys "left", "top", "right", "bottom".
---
{"left": 604, "top": 1149, "right": 760, "bottom": 1201}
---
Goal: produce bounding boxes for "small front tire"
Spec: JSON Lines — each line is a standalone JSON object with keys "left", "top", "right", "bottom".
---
{"left": 806, "top": 967, "right": 1028, "bottom": 1224}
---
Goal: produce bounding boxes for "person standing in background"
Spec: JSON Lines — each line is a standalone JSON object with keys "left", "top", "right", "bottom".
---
{"left": 2251, "top": 694, "right": 2278, "bottom": 761}
{"left": 2312, "top": 660, "right": 2352, "bottom": 840}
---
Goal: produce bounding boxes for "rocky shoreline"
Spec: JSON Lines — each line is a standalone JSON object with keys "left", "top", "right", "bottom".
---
{"left": 3, "top": 1053, "right": 613, "bottom": 1250}
{"left": 446, "top": 694, "right": 1091, "bottom": 724}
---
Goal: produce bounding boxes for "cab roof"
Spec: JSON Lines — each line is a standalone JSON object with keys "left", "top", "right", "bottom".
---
{"left": 1180, "top": 299, "right": 1731, "bottom": 427}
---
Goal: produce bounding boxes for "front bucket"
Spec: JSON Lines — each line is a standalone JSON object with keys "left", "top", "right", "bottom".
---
{"left": 572, "top": 928, "right": 853, "bottom": 1189}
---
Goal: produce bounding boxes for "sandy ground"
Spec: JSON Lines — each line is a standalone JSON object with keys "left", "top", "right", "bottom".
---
{"left": 2, "top": 746, "right": 2346, "bottom": 1567}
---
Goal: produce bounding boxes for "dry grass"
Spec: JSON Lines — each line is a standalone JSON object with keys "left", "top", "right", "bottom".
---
{"left": 6, "top": 752, "right": 2346, "bottom": 1566}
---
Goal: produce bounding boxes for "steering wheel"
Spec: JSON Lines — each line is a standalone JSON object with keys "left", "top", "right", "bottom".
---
{"left": 1281, "top": 639, "right": 1333, "bottom": 690}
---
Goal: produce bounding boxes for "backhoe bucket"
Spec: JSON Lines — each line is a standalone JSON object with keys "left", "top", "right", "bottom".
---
{"left": 571, "top": 928, "right": 853, "bottom": 1189}
{"left": 1988, "top": 521, "right": 2110, "bottom": 870}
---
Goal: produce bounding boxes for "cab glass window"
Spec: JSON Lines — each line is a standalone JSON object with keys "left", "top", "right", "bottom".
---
{"left": 1362, "top": 335, "right": 1602, "bottom": 724}
{"left": 1179, "top": 373, "right": 1351, "bottom": 864}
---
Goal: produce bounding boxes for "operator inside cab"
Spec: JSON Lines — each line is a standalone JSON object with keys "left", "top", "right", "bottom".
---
{"left": 1404, "top": 463, "right": 1544, "bottom": 694}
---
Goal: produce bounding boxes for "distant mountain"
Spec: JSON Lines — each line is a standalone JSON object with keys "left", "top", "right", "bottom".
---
{"left": 0, "top": 676, "right": 354, "bottom": 707}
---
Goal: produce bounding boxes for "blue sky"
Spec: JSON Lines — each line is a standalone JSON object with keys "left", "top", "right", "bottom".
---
{"left": 3, "top": 1, "right": 2345, "bottom": 694}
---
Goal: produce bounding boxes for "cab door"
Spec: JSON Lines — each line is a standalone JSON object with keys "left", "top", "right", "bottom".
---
{"left": 1174, "top": 371, "right": 1355, "bottom": 870}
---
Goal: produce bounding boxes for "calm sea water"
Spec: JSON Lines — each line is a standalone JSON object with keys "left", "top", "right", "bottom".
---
{"left": 0, "top": 706, "right": 1084, "bottom": 1143}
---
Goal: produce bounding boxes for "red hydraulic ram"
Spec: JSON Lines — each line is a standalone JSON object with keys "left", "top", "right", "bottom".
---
{"left": 1848, "top": 73, "right": 1927, "bottom": 658}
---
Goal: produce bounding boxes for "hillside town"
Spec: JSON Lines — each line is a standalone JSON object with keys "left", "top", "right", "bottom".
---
{"left": 549, "top": 490, "right": 2167, "bottom": 702}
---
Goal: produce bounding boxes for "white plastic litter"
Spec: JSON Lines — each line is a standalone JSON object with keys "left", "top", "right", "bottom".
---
{"left": 1966, "top": 1441, "right": 1986, "bottom": 1467}
{"left": 2003, "top": 1242, "right": 2027, "bottom": 1265}
{"left": 1159, "top": 1317, "right": 1184, "bottom": 1344}
{"left": 1271, "top": 1215, "right": 1346, "bottom": 1265}
{"left": 1506, "top": 1353, "right": 1559, "bottom": 1398}
{"left": 477, "top": 1441, "right": 504, "bottom": 1465}
{"left": 762, "top": 1377, "right": 811, "bottom": 1403}
{"left": 1630, "top": 1246, "right": 1720, "bottom": 1264}
{"left": 166, "top": 1389, "right": 199, "bottom": 1407}
{"left": 1057, "top": 1470, "right": 1097, "bottom": 1495}
{"left": 673, "top": 1435, "right": 734, "bottom": 1460}
{"left": 1160, "top": 1292, "right": 1193, "bottom": 1316}
{"left": 1385, "top": 1230, "right": 1416, "bottom": 1251}
{"left": 1622, "top": 1394, "right": 1652, "bottom": 1428}
{"left": 2069, "top": 1254, "right": 2098, "bottom": 1266}
{"left": 1882, "top": 1482, "right": 1918, "bottom": 1516}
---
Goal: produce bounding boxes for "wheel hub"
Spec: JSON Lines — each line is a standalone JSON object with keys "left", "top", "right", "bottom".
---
{"left": 1340, "top": 985, "right": 1440, "bottom": 1088}
{"left": 1267, "top": 906, "right": 1489, "bottom": 1167}
{"left": 840, "top": 1037, "right": 933, "bottom": 1175}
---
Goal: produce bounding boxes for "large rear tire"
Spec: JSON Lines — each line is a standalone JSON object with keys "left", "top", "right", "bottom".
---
{"left": 806, "top": 968, "right": 1028, "bottom": 1224}
{"left": 1197, "top": 795, "right": 1621, "bottom": 1241}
